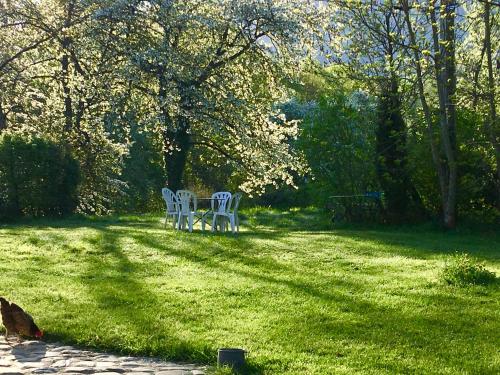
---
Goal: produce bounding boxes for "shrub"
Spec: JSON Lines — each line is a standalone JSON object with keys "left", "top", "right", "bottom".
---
{"left": 441, "top": 253, "right": 497, "bottom": 286}
{"left": 0, "top": 134, "right": 80, "bottom": 219}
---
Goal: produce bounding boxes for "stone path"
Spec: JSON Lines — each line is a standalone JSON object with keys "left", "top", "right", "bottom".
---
{"left": 0, "top": 337, "right": 206, "bottom": 375}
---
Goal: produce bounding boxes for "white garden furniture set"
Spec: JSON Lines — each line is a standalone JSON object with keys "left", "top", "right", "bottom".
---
{"left": 161, "top": 188, "right": 242, "bottom": 233}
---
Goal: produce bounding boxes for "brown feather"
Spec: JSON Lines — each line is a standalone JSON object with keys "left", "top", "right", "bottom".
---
{"left": 10, "top": 303, "right": 40, "bottom": 337}
{"left": 0, "top": 297, "right": 17, "bottom": 335}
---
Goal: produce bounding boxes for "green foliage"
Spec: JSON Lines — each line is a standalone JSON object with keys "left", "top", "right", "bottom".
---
{"left": 261, "top": 85, "right": 381, "bottom": 214}
{"left": 441, "top": 253, "right": 497, "bottom": 286}
{"left": 408, "top": 108, "right": 499, "bottom": 222}
{"left": 71, "top": 133, "right": 126, "bottom": 215}
{"left": 1, "top": 0, "right": 498, "bottom": 227}
{"left": 0, "top": 134, "right": 80, "bottom": 219}
{"left": 455, "top": 110, "right": 499, "bottom": 219}
{"left": 184, "top": 145, "right": 239, "bottom": 195}
{"left": 118, "top": 129, "right": 165, "bottom": 213}
{"left": 297, "top": 90, "right": 378, "bottom": 206}
{"left": 406, "top": 118, "right": 441, "bottom": 216}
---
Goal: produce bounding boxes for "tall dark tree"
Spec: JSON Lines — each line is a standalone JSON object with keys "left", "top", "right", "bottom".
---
{"left": 376, "top": 83, "right": 424, "bottom": 221}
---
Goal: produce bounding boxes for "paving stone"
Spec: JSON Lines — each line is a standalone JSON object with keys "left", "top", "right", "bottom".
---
{"left": 17, "top": 355, "right": 45, "bottom": 362}
{"left": 157, "top": 366, "right": 189, "bottom": 371}
{"left": 52, "top": 359, "right": 68, "bottom": 367}
{"left": 55, "top": 346, "right": 74, "bottom": 351}
{"left": 22, "top": 345, "right": 42, "bottom": 350}
{"left": 93, "top": 355, "right": 111, "bottom": 360}
{"left": 119, "top": 362, "right": 141, "bottom": 367}
{"left": 31, "top": 368, "right": 59, "bottom": 374}
{"left": 94, "top": 366, "right": 126, "bottom": 372}
{"left": 61, "top": 367, "right": 95, "bottom": 374}
{"left": 0, "top": 338, "right": 205, "bottom": 375}
{"left": 123, "top": 368, "right": 154, "bottom": 373}
{"left": 18, "top": 362, "right": 46, "bottom": 368}
{"left": 43, "top": 351, "right": 62, "bottom": 358}
{"left": 102, "top": 356, "right": 120, "bottom": 361}
{"left": 0, "top": 370, "right": 23, "bottom": 375}
{"left": 18, "top": 341, "right": 36, "bottom": 346}
{"left": 72, "top": 361, "right": 95, "bottom": 368}
{"left": 93, "top": 368, "right": 126, "bottom": 374}
{"left": 94, "top": 362, "right": 118, "bottom": 368}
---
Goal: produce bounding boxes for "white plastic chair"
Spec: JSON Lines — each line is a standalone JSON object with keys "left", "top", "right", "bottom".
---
{"left": 161, "top": 188, "right": 179, "bottom": 229}
{"left": 218, "top": 192, "right": 242, "bottom": 233}
{"left": 176, "top": 190, "right": 198, "bottom": 232}
{"left": 209, "top": 192, "right": 232, "bottom": 232}
{"left": 227, "top": 192, "right": 242, "bottom": 233}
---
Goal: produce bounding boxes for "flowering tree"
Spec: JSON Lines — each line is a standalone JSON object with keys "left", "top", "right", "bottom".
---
{"left": 1, "top": 0, "right": 327, "bottom": 210}
{"left": 95, "top": 0, "right": 326, "bottom": 193}
{"left": 0, "top": 0, "right": 129, "bottom": 212}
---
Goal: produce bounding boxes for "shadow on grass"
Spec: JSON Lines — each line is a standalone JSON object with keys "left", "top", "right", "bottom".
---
{"left": 330, "top": 227, "right": 500, "bottom": 261}
{"left": 0, "top": 213, "right": 158, "bottom": 231}
{"left": 126, "top": 225, "right": 498, "bottom": 373}
{"left": 242, "top": 207, "right": 333, "bottom": 232}
{"left": 131, "top": 230, "right": 363, "bottom": 303}
{"left": 23, "top": 224, "right": 216, "bottom": 365}
{"left": 3, "top": 208, "right": 499, "bottom": 261}
{"left": 239, "top": 208, "right": 500, "bottom": 262}
{"left": 79, "top": 228, "right": 215, "bottom": 363}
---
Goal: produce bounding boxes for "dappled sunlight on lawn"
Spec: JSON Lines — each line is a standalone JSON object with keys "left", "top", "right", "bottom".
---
{"left": 0, "top": 210, "right": 499, "bottom": 374}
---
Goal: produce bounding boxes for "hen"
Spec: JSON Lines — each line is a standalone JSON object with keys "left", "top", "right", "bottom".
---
{"left": 0, "top": 297, "right": 43, "bottom": 341}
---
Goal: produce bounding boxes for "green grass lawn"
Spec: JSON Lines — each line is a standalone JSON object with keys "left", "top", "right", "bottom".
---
{"left": 0, "top": 208, "right": 499, "bottom": 374}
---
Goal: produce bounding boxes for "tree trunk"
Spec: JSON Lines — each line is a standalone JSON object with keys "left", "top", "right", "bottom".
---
{"left": 0, "top": 3, "right": 10, "bottom": 134}
{"left": 163, "top": 122, "right": 191, "bottom": 192}
{"left": 376, "top": 82, "right": 425, "bottom": 222}
{"left": 159, "top": 77, "right": 193, "bottom": 192}
{"left": 0, "top": 102, "right": 6, "bottom": 132}
{"left": 442, "top": 0, "right": 458, "bottom": 228}
{"left": 483, "top": 1, "right": 500, "bottom": 209}
{"left": 429, "top": 0, "right": 458, "bottom": 228}
{"left": 376, "top": 12, "right": 425, "bottom": 222}
{"left": 401, "top": 1, "right": 447, "bottom": 220}
{"left": 61, "top": 0, "right": 74, "bottom": 133}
